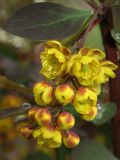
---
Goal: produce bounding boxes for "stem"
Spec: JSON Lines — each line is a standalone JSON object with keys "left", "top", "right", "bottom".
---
{"left": 100, "top": 9, "right": 120, "bottom": 158}
{"left": 78, "top": 9, "right": 100, "bottom": 48}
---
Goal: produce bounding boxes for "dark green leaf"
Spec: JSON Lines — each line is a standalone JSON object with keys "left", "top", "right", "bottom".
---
{"left": 93, "top": 103, "right": 117, "bottom": 125}
{"left": 3, "top": 2, "right": 92, "bottom": 40}
{"left": 56, "top": 146, "right": 72, "bottom": 160}
{"left": 25, "top": 151, "right": 52, "bottom": 160}
{"left": 71, "top": 139, "right": 118, "bottom": 160}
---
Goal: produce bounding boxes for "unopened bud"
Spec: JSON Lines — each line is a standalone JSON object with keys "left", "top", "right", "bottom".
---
{"left": 28, "top": 107, "right": 39, "bottom": 122}
{"left": 21, "top": 125, "right": 34, "bottom": 139}
{"left": 35, "top": 108, "right": 52, "bottom": 126}
{"left": 57, "top": 112, "right": 75, "bottom": 130}
{"left": 55, "top": 84, "right": 74, "bottom": 105}
{"left": 63, "top": 131, "right": 80, "bottom": 148}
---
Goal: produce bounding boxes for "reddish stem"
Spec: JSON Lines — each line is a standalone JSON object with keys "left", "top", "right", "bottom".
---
{"left": 100, "top": 9, "right": 120, "bottom": 158}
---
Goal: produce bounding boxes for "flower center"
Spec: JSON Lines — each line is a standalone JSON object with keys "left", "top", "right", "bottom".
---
{"left": 81, "top": 65, "right": 89, "bottom": 72}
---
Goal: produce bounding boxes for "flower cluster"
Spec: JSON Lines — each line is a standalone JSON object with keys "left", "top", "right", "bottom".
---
{"left": 21, "top": 40, "right": 117, "bottom": 148}
{"left": 21, "top": 107, "right": 79, "bottom": 148}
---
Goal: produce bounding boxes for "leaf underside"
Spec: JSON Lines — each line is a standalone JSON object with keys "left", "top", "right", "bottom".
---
{"left": 3, "top": 2, "right": 91, "bottom": 40}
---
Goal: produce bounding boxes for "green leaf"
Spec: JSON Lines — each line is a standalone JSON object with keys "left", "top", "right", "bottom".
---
{"left": 93, "top": 103, "right": 117, "bottom": 125}
{"left": 71, "top": 139, "right": 118, "bottom": 160}
{"left": 56, "top": 146, "right": 72, "bottom": 160}
{"left": 3, "top": 2, "right": 92, "bottom": 40}
{"left": 25, "top": 151, "right": 52, "bottom": 160}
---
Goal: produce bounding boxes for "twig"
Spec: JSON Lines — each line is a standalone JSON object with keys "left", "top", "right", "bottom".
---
{"left": 77, "top": 9, "right": 100, "bottom": 48}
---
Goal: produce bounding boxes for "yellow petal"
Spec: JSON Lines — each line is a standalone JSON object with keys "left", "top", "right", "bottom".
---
{"left": 78, "top": 47, "right": 90, "bottom": 57}
{"left": 67, "top": 55, "right": 78, "bottom": 73}
{"left": 101, "top": 61, "right": 118, "bottom": 70}
{"left": 46, "top": 40, "right": 62, "bottom": 50}
{"left": 87, "top": 49, "right": 106, "bottom": 60}
{"left": 42, "top": 87, "right": 53, "bottom": 104}
{"left": 82, "top": 106, "right": 97, "bottom": 121}
{"left": 80, "top": 56, "right": 93, "bottom": 65}
{"left": 103, "top": 67, "right": 116, "bottom": 78}
{"left": 73, "top": 101, "right": 92, "bottom": 114}
{"left": 33, "top": 128, "right": 41, "bottom": 138}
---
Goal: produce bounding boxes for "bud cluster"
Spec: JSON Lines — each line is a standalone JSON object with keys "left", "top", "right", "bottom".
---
{"left": 21, "top": 107, "right": 79, "bottom": 148}
{"left": 21, "top": 40, "right": 118, "bottom": 149}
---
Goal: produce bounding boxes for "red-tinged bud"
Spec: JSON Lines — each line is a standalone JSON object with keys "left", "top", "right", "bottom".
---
{"left": 35, "top": 108, "right": 52, "bottom": 126}
{"left": 63, "top": 131, "right": 80, "bottom": 148}
{"left": 82, "top": 106, "right": 97, "bottom": 121}
{"left": 28, "top": 107, "right": 40, "bottom": 122}
{"left": 57, "top": 112, "right": 75, "bottom": 130}
{"left": 33, "top": 82, "right": 54, "bottom": 105}
{"left": 21, "top": 125, "right": 34, "bottom": 139}
{"left": 55, "top": 84, "right": 74, "bottom": 105}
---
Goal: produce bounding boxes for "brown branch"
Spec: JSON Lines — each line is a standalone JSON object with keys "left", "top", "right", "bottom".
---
{"left": 100, "top": 8, "right": 120, "bottom": 159}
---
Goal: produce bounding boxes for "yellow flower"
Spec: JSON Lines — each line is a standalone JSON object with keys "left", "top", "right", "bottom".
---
{"left": 82, "top": 106, "right": 97, "bottom": 121}
{"left": 33, "top": 126, "right": 62, "bottom": 148}
{"left": 73, "top": 87, "right": 97, "bottom": 114}
{"left": 33, "top": 82, "right": 53, "bottom": 105}
{"left": 95, "top": 61, "right": 118, "bottom": 84}
{"left": 40, "top": 40, "right": 71, "bottom": 79}
{"left": 67, "top": 48, "right": 101, "bottom": 86}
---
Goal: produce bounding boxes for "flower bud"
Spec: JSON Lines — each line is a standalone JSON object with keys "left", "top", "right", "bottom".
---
{"left": 55, "top": 84, "right": 74, "bottom": 105}
{"left": 73, "top": 87, "right": 97, "bottom": 114}
{"left": 63, "top": 131, "right": 80, "bottom": 148}
{"left": 21, "top": 125, "right": 34, "bottom": 139}
{"left": 33, "top": 82, "right": 53, "bottom": 105}
{"left": 28, "top": 107, "right": 40, "bottom": 122}
{"left": 57, "top": 112, "right": 75, "bottom": 130}
{"left": 82, "top": 106, "right": 97, "bottom": 121}
{"left": 35, "top": 108, "right": 51, "bottom": 126}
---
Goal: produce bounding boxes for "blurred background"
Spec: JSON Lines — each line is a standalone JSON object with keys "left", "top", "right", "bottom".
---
{"left": 0, "top": 0, "right": 114, "bottom": 160}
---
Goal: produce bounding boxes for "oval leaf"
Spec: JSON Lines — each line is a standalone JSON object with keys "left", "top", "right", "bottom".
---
{"left": 3, "top": 2, "right": 91, "bottom": 40}
{"left": 93, "top": 103, "right": 117, "bottom": 125}
{"left": 71, "top": 139, "right": 118, "bottom": 160}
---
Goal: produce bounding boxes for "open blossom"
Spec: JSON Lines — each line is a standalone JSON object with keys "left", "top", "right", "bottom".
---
{"left": 33, "top": 82, "right": 53, "bottom": 105}
{"left": 33, "top": 126, "right": 62, "bottom": 148}
{"left": 73, "top": 87, "right": 97, "bottom": 114}
{"left": 67, "top": 48, "right": 103, "bottom": 86}
{"left": 40, "top": 40, "right": 71, "bottom": 79}
{"left": 95, "top": 61, "right": 118, "bottom": 84}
